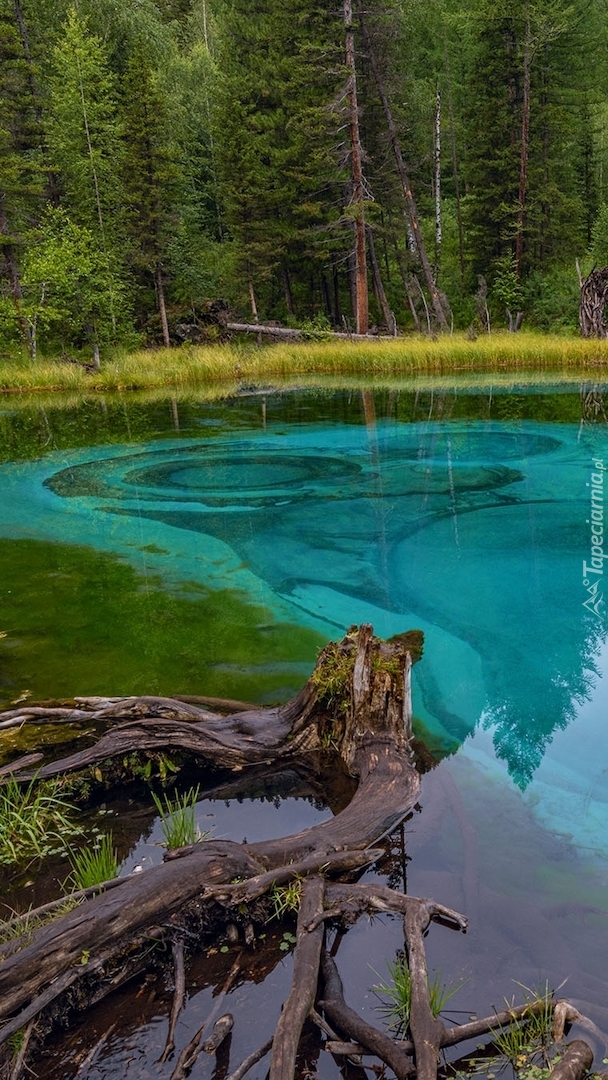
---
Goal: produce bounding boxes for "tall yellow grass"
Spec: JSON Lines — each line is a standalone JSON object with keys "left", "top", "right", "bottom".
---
{"left": 0, "top": 332, "right": 607, "bottom": 396}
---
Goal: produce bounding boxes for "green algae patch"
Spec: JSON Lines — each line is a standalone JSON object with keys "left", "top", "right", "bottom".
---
{"left": 0, "top": 538, "right": 326, "bottom": 718}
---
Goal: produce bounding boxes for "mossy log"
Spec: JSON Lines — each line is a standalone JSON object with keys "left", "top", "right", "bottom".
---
{"left": 0, "top": 625, "right": 600, "bottom": 1080}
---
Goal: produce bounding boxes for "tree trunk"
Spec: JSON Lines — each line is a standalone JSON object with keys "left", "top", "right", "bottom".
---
{"left": 443, "top": 33, "right": 465, "bottom": 289}
{"left": 515, "top": 2, "right": 531, "bottom": 279}
{"left": 344, "top": 0, "right": 368, "bottom": 336}
{"left": 367, "top": 224, "right": 396, "bottom": 333}
{"left": 434, "top": 84, "right": 442, "bottom": 282}
{"left": 360, "top": 11, "right": 450, "bottom": 333}
{"left": 156, "top": 262, "right": 171, "bottom": 348}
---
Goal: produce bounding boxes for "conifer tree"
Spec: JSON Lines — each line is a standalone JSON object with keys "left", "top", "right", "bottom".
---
{"left": 212, "top": 0, "right": 347, "bottom": 320}
{"left": 0, "top": 0, "right": 45, "bottom": 350}
{"left": 45, "top": 5, "right": 128, "bottom": 341}
{"left": 120, "top": 42, "right": 180, "bottom": 345}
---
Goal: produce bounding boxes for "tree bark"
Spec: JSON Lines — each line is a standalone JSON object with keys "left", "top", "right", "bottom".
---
{"left": 434, "top": 84, "right": 442, "bottom": 281}
{"left": 344, "top": 0, "right": 368, "bottom": 336}
{"left": 515, "top": 2, "right": 531, "bottom": 279}
{"left": 579, "top": 269, "right": 608, "bottom": 338}
{"left": 359, "top": 11, "right": 450, "bottom": 333}
{"left": 156, "top": 262, "right": 171, "bottom": 348}
{"left": 367, "top": 224, "right": 396, "bottom": 333}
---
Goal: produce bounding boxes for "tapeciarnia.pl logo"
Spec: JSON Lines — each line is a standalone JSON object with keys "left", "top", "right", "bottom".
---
{"left": 582, "top": 458, "right": 606, "bottom": 618}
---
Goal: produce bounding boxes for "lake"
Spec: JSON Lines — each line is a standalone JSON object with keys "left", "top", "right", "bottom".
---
{"left": 1, "top": 378, "right": 607, "bottom": 1078}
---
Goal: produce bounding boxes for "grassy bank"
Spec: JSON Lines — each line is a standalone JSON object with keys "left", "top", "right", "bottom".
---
{"left": 1, "top": 331, "right": 608, "bottom": 395}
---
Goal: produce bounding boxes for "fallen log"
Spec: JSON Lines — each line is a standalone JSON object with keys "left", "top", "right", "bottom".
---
{"left": 226, "top": 321, "right": 398, "bottom": 340}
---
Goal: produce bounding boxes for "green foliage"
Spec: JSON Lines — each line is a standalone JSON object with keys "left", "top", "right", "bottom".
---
{"left": 22, "top": 206, "right": 131, "bottom": 349}
{"left": 67, "top": 832, "right": 119, "bottom": 889}
{"left": 0, "top": 775, "right": 81, "bottom": 864}
{"left": 590, "top": 202, "right": 608, "bottom": 267}
{"left": 0, "top": 0, "right": 607, "bottom": 346}
{"left": 492, "top": 256, "right": 524, "bottom": 318}
{"left": 151, "top": 785, "right": 209, "bottom": 849}
{"left": 279, "top": 930, "right": 297, "bottom": 950}
{"left": 46, "top": 6, "right": 123, "bottom": 239}
{"left": 299, "top": 314, "right": 333, "bottom": 341}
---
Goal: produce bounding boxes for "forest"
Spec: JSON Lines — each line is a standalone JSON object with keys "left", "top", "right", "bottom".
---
{"left": 2, "top": 0, "right": 608, "bottom": 355}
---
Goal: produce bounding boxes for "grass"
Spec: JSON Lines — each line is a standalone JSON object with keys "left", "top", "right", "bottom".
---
{"left": 372, "top": 955, "right": 463, "bottom": 1038}
{"left": 467, "top": 983, "right": 556, "bottom": 1080}
{"left": 0, "top": 899, "right": 79, "bottom": 950}
{"left": 1, "top": 331, "right": 608, "bottom": 396}
{"left": 269, "top": 877, "right": 303, "bottom": 920}
{"left": 67, "top": 832, "right": 119, "bottom": 889}
{"left": 152, "top": 785, "right": 210, "bottom": 849}
{"left": 0, "top": 776, "right": 82, "bottom": 865}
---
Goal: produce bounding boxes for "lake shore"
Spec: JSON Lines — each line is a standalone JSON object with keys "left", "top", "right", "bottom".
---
{"left": 2, "top": 331, "right": 608, "bottom": 395}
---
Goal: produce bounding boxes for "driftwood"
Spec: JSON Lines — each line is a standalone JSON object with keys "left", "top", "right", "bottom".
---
{"left": 0, "top": 625, "right": 600, "bottom": 1080}
{"left": 580, "top": 267, "right": 608, "bottom": 338}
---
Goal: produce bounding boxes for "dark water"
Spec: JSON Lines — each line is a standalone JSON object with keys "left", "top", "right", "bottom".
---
{"left": 1, "top": 380, "right": 608, "bottom": 1078}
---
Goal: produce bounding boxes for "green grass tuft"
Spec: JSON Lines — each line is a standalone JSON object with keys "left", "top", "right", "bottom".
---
{"left": 0, "top": 776, "right": 82, "bottom": 864}
{"left": 269, "top": 877, "right": 303, "bottom": 920}
{"left": 372, "top": 955, "right": 463, "bottom": 1038}
{"left": 67, "top": 832, "right": 119, "bottom": 889}
{"left": 152, "top": 785, "right": 210, "bottom": 849}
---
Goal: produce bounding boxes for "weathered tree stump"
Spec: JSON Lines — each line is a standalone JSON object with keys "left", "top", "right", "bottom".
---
{"left": 0, "top": 625, "right": 600, "bottom": 1080}
{"left": 580, "top": 267, "right": 608, "bottom": 337}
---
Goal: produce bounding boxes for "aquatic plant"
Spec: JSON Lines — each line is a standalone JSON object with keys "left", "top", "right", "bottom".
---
{"left": 470, "top": 984, "right": 555, "bottom": 1080}
{"left": 152, "top": 785, "right": 210, "bottom": 849}
{"left": 269, "top": 878, "right": 303, "bottom": 920}
{"left": 0, "top": 776, "right": 81, "bottom": 864}
{"left": 67, "top": 833, "right": 119, "bottom": 889}
{"left": 372, "top": 955, "right": 462, "bottom": 1038}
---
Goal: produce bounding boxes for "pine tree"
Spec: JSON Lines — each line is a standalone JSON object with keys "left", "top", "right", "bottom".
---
{"left": 45, "top": 5, "right": 129, "bottom": 341}
{"left": 46, "top": 7, "right": 124, "bottom": 258}
{"left": 0, "top": 0, "right": 46, "bottom": 350}
{"left": 212, "top": 0, "right": 348, "bottom": 320}
{"left": 120, "top": 42, "right": 181, "bottom": 345}
{"left": 462, "top": 0, "right": 599, "bottom": 287}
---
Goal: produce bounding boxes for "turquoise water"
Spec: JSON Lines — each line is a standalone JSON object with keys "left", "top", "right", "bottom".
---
{"left": 2, "top": 384, "right": 608, "bottom": 1069}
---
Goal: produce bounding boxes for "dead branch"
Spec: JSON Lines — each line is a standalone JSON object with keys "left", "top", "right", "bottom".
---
{"left": 269, "top": 877, "right": 325, "bottom": 1079}
{"left": 319, "top": 952, "right": 415, "bottom": 1078}
{"left": 159, "top": 938, "right": 186, "bottom": 1062}
{"left": 548, "top": 1040, "right": 594, "bottom": 1080}
{"left": 225, "top": 1036, "right": 273, "bottom": 1080}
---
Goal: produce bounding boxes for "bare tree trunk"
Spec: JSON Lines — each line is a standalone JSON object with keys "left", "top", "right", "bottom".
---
{"left": 360, "top": 12, "right": 450, "bottom": 332}
{"left": 344, "top": 0, "right": 368, "bottom": 336}
{"left": 367, "top": 225, "right": 395, "bottom": 333}
{"left": 282, "top": 264, "right": 294, "bottom": 317}
{"left": 443, "top": 34, "right": 465, "bottom": 289}
{"left": 515, "top": 2, "right": 531, "bottom": 279}
{"left": 388, "top": 211, "right": 422, "bottom": 332}
{"left": 434, "top": 84, "right": 442, "bottom": 282}
{"left": 156, "top": 263, "right": 171, "bottom": 348}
